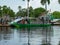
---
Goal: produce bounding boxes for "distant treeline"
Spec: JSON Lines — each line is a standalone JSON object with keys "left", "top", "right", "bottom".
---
{"left": 0, "top": 5, "right": 15, "bottom": 17}
{"left": 0, "top": 5, "right": 60, "bottom": 18}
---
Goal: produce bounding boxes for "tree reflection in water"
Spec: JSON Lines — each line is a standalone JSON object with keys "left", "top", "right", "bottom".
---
{"left": 0, "top": 27, "right": 14, "bottom": 41}
{"left": 17, "top": 28, "right": 30, "bottom": 45}
{"left": 16, "top": 26, "right": 53, "bottom": 45}
{"left": 0, "top": 26, "right": 60, "bottom": 45}
{"left": 58, "top": 41, "right": 60, "bottom": 45}
{"left": 41, "top": 26, "right": 53, "bottom": 45}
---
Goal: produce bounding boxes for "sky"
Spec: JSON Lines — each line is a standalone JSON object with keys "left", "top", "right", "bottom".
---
{"left": 0, "top": 0, "right": 60, "bottom": 13}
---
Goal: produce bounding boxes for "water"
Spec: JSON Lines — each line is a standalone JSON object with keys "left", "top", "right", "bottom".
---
{"left": 0, "top": 26, "right": 60, "bottom": 45}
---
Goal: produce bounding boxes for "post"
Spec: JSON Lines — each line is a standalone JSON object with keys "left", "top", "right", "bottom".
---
{"left": 27, "top": 0, "right": 30, "bottom": 24}
{"left": 27, "top": 0, "right": 29, "bottom": 17}
{"left": 27, "top": 0, "right": 30, "bottom": 45}
{"left": 28, "top": 29, "right": 30, "bottom": 45}
{"left": 45, "top": 2, "right": 48, "bottom": 24}
{"left": 1, "top": 8, "right": 3, "bottom": 24}
{"left": 45, "top": 2, "right": 47, "bottom": 11}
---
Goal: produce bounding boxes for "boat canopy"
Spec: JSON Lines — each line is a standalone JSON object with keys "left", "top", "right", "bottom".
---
{"left": 8, "top": 17, "right": 36, "bottom": 25}
{"left": 51, "top": 19, "right": 60, "bottom": 22}
{"left": 8, "top": 17, "right": 24, "bottom": 25}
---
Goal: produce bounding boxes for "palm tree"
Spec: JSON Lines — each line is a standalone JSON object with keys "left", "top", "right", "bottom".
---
{"left": 23, "top": 0, "right": 31, "bottom": 17}
{"left": 0, "top": 6, "right": 2, "bottom": 15}
{"left": 22, "top": 1, "right": 31, "bottom": 45}
{"left": 0, "top": 6, "right": 1, "bottom": 10}
{"left": 40, "top": 0, "right": 50, "bottom": 10}
{"left": 58, "top": 0, "right": 60, "bottom": 4}
{"left": 18, "top": 6, "right": 21, "bottom": 11}
{"left": 2, "top": 5, "right": 7, "bottom": 15}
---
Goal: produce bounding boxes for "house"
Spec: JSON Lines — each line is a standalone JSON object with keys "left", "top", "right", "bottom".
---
{"left": 0, "top": 15, "right": 11, "bottom": 24}
{"left": 38, "top": 12, "right": 51, "bottom": 24}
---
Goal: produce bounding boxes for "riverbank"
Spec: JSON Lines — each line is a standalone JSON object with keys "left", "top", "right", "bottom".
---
{"left": 0, "top": 24, "right": 10, "bottom": 27}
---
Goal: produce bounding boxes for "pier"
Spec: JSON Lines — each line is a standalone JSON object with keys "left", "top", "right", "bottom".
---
{"left": 0, "top": 24, "right": 10, "bottom": 27}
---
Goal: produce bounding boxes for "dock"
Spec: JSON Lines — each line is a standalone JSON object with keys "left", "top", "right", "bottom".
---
{"left": 51, "top": 22, "right": 60, "bottom": 25}
{"left": 51, "top": 24, "right": 60, "bottom": 25}
{"left": 0, "top": 24, "right": 10, "bottom": 27}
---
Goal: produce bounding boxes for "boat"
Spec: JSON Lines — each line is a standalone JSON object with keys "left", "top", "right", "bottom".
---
{"left": 9, "top": 17, "right": 51, "bottom": 28}
{"left": 11, "top": 23, "right": 51, "bottom": 28}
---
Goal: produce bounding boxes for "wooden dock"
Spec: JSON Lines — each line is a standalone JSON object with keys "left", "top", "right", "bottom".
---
{"left": 0, "top": 24, "right": 10, "bottom": 27}
{"left": 51, "top": 24, "right": 60, "bottom": 26}
{"left": 51, "top": 22, "right": 60, "bottom": 25}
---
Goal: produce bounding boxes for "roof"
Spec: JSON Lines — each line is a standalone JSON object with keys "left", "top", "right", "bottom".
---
{"left": 8, "top": 17, "right": 36, "bottom": 25}
{"left": 51, "top": 19, "right": 60, "bottom": 22}
{"left": 8, "top": 17, "right": 24, "bottom": 25}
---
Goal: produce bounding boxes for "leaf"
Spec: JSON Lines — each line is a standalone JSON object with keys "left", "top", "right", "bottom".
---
{"left": 23, "top": 0, "right": 25, "bottom": 1}
{"left": 58, "top": 0, "right": 60, "bottom": 4}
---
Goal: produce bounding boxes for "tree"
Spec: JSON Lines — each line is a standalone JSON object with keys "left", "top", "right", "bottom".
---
{"left": 41, "top": 0, "right": 50, "bottom": 5}
{"left": 22, "top": 0, "right": 33, "bottom": 17}
{"left": 2, "top": 5, "right": 7, "bottom": 15}
{"left": 34, "top": 7, "right": 46, "bottom": 17}
{"left": 22, "top": 8, "right": 27, "bottom": 16}
{"left": 7, "top": 9, "right": 15, "bottom": 17}
{"left": 2, "top": 5, "right": 15, "bottom": 17}
{"left": 0, "top": 6, "right": 2, "bottom": 17}
{"left": 29, "top": 6, "right": 34, "bottom": 17}
{"left": 18, "top": 6, "right": 21, "bottom": 11}
{"left": 16, "top": 6, "right": 34, "bottom": 17}
{"left": 16, "top": 8, "right": 27, "bottom": 17}
{"left": 58, "top": 0, "right": 60, "bottom": 4}
{"left": 0, "top": 6, "right": 1, "bottom": 10}
{"left": 40, "top": 0, "right": 50, "bottom": 10}
{"left": 52, "top": 11, "right": 60, "bottom": 19}
{"left": 16, "top": 6, "right": 22, "bottom": 17}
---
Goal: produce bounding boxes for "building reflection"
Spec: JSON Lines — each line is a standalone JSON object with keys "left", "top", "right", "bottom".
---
{"left": 0, "top": 27, "right": 14, "bottom": 41}
{"left": 41, "top": 26, "right": 53, "bottom": 45}
{"left": 16, "top": 28, "right": 29, "bottom": 45}
{"left": 58, "top": 41, "right": 60, "bottom": 45}
{"left": 13, "top": 26, "right": 53, "bottom": 45}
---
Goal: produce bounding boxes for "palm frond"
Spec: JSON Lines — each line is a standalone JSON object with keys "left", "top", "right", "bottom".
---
{"left": 41, "top": 0, "right": 50, "bottom": 5}
{"left": 58, "top": 0, "right": 60, "bottom": 4}
{"left": 47, "top": 0, "right": 50, "bottom": 5}
{"left": 23, "top": 0, "right": 25, "bottom": 1}
{"left": 27, "top": 0, "right": 30, "bottom": 2}
{"left": 41, "top": 0, "right": 46, "bottom": 5}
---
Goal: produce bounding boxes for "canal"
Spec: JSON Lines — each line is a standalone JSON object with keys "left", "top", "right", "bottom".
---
{"left": 0, "top": 26, "right": 60, "bottom": 45}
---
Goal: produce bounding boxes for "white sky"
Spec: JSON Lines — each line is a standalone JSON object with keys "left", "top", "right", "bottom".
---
{"left": 0, "top": 0, "right": 60, "bottom": 13}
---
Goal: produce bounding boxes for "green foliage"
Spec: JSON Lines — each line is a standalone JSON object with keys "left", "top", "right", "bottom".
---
{"left": 22, "top": 0, "right": 30, "bottom": 2}
{"left": 8, "top": 10, "right": 15, "bottom": 17}
{"left": 41, "top": 0, "right": 50, "bottom": 5}
{"left": 1, "top": 5, "right": 60, "bottom": 19}
{"left": 58, "top": 0, "right": 60, "bottom": 4}
{"left": 16, "top": 6, "right": 34, "bottom": 17}
{"left": 29, "top": 6, "right": 34, "bottom": 17}
{"left": 16, "top": 8, "right": 27, "bottom": 17}
{"left": 0, "top": 5, "right": 15, "bottom": 17}
{"left": 16, "top": 6, "right": 46, "bottom": 17}
{"left": 52, "top": 11, "right": 60, "bottom": 19}
{"left": 34, "top": 7, "right": 46, "bottom": 17}
{"left": 0, "top": 6, "right": 2, "bottom": 16}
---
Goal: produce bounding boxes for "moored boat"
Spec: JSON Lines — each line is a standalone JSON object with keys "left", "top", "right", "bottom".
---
{"left": 9, "top": 17, "right": 51, "bottom": 28}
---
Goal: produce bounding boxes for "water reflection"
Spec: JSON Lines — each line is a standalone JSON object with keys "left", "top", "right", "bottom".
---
{"left": 0, "top": 26, "right": 60, "bottom": 45}
{"left": 41, "top": 26, "right": 53, "bottom": 45}
{"left": 16, "top": 26, "right": 53, "bottom": 45}
{"left": 0, "top": 27, "right": 14, "bottom": 45}
{"left": 52, "top": 26, "right": 60, "bottom": 45}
